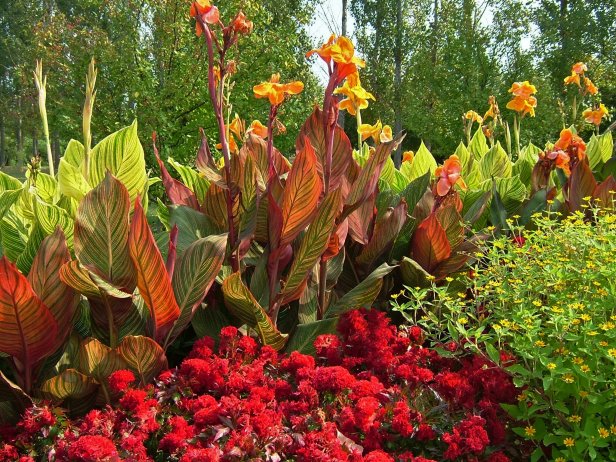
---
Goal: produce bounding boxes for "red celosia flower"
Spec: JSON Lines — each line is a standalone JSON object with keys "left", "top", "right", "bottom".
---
{"left": 67, "top": 435, "right": 118, "bottom": 462}
{"left": 180, "top": 448, "right": 221, "bottom": 462}
{"left": 512, "top": 235, "right": 526, "bottom": 247}
{"left": 108, "top": 369, "right": 136, "bottom": 394}
{"left": 364, "top": 450, "right": 396, "bottom": 462}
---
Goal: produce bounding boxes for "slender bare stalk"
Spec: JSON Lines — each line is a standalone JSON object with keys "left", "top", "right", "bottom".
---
{"left": 33, "top": 60, "right": 55, "bottom": 177}
{"left": 83, "top": 58, "right": 97, "bottom": 181}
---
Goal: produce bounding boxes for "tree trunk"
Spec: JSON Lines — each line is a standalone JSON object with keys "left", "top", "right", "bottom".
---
{"left": 0, "top": 114, "right": 5, "bottom": 166}
{"left": 393, "top": 0, "right": 403, "bottom": 167}
{"left": 16, "top": 96, "right": 23, "bottom": 152}
{"left": 337, "top": 0, "right": 349, "bottom": 130}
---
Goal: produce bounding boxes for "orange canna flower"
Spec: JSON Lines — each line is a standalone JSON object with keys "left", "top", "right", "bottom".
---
{"left": 248, "top": 120, "right": 268, "bottom": 138}
{"left": 464, "top": 110, "right": 483, "bottom": 124}
{"left": 216, "top": 133, "right": 239, "bottom": 154}
{"left": 584, "top": 77, "right": 598, "bottom": 95}
{"left": 508, "top": 81, "right": 537, "bottom": 99}
{"left": 583, "top": 103, "right": 609, "bottom": 126}
{"left": 572, "top": 62, "right": 587, "bottom": 75}
{"left": 435, "top": 155, "right": 466, "bottom": 197}
{"left": 506, "top": 95, "right": 537, "bottom": 117}
{"left": 358, "top": 120, "right": 383, "bottom": 143}
{"left": 564, "top": 71, "right": 581, "bottom": 87}
{"left": 507, "top": 81, "right": 537, "bottom": 117}
{"left": 190, "top": 0, "right": 220, "bottom": 36}
{"left": 380, "top": 125, "right": 393, "bottom": 143}
{"left": 483, "top": 96, "right": 499, "bottom": 121}
{"left": 306, "top": 35, "right": 365, "bottom": 82}
{"left": 231, "top": 11, "right": 253, "bottom": 35}
{"left": 333, "top": 72, "right": 375, "bottom": 116}
{"left": 229, "top": 114, "right": 244, "bottom": 139}
{"left": 402, "top": 151, "right": 414, "bottom": 164}
{"left": 554, "top": 128, "right": 586, "bottom": 160}
{"left": 253, "top": 73, "right": 304, "bottom": 106}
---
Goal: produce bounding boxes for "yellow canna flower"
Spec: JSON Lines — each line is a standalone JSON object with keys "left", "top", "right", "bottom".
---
{"left": 564, "top": 71, "right": 581, "bottom": 87}
{"left": 333, "top": 72, "right": 375, "bottom": 116}
{"left": 464, "top": 110, "right": 483, "bottom": 124}
{"left": 253, "top": 73, "right": 304, "bottom": 106}
{"left": 582, "top": 103, "right": 609, "bottom": 126}
{"left": 402, "top": 151, "right": 414, "bottom": 163}
{"left": 380, "top": 125, "right": 393, "bottom": 143}
{"left": 358, "top": 120, "right": 383, "bottom": 143}
{"left": 572, "top": 62, "right": 587, "bottom": 74}
{"left": 306, "top": 34, "right": 365, "bottom": 81}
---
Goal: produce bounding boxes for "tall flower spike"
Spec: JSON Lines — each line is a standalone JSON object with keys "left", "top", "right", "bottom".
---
{"left": 253, "top": 73, "right": 304, "bottom": 106}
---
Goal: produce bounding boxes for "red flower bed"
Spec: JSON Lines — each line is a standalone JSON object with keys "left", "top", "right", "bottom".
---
{"left": 0, "top": 309, "right": 520, "bottom": 461}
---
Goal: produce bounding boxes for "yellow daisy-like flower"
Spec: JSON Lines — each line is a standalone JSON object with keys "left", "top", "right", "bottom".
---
{"left": 598, "top": 428, "right": 609, "bottom": 438}
{"left": 547, "top": 363, "right": 557, "bottom": 370}
{"left": 568, "top": 415, "right": 581, "bottom": 423}
{"left": 562, "top": 374, "right": 574, "bottom": 383}
{"left": 524, "top": 426, "right": 536, "bottom": 437}
{"left": 563, "top": 437, "right": 575, "bottom": 447}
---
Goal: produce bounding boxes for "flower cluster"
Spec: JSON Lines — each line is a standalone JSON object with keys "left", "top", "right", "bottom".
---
{"left": 506, "top": 81, "right": 537, "bottom": 117}
{"left": 0, "top": 310, "right": 520, "bottom": 461}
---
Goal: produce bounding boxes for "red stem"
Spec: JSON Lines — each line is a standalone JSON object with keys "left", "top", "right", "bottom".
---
{"left": 199, "top": 14, "right": 239, "bottom": 272}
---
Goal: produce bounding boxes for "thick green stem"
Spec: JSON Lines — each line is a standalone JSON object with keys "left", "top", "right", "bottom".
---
{"left": 356, "top": 109, "right": 363, "bottom": 152}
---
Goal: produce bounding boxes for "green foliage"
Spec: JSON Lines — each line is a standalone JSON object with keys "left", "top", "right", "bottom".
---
{"left": 395, "top": 210, "right": 616, "bottom": 461}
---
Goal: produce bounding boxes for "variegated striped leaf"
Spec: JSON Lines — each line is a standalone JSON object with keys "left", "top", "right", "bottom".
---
{"left": 279, "top": 189, "right": 341, "bottom": 305}
{"left": 117, "top": 335, "right": 167, "bottom": 385}
{"left": 222, "top": 272, "right": 288, "bottom": 350}
{"left": 279, "top": 138, "right": 322, "bottom": 247}
{"left": 165, "top": 234, "right": 227, "bottom": 348}
{"left": 0, "top": 257, "right": 58, "bottom": 391}
{"left": 74, "top": 172, "right": 136, "bottom": 292}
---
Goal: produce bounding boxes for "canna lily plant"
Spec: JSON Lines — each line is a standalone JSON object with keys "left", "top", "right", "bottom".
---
{"left": 149, "top": 3, "right": 486, "bottom": 357}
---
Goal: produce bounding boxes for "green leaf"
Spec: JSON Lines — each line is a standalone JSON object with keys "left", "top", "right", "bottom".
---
{"left": 117, "top": 335, "right": 168, "bottom": 385}
{"left": 166, "top": 234, "right": 227, "bottom": 347}
{"left": 399, "top": 257, "right": 432, "bottom": 288}
{"left": 284, "top": 318, "right": 338, "bottom": 355}
{"left": 168, "top": 157, "right": 210, "bottom": 205}
{"left": 76, "top": 337, "right": 127, "bottom": 383}
{"left": 58, "top": 159, "right": 91, "bottom": 203}
{"left": 88, "top": 120, "right": 148, "bottom": 204}
{"left": 326, "top": 263, "right": 396, "bottom": 318}
{"left": 169, "top": 205, "right": 220, "bottom": 254}
{"left": 40, "top": 369, "right": 98, "bottom": 401}
{"left": 480, "top": 175, "right": 526, "bottom": 215}
{"left": 0, "top": 172, "right": 23, "bottom": 191}
{"left": 222, "top": 272, "right": 288, "bottom": 350}
{"left": 479, "top": 142, "right": 512, "bottom": 180}
{"left": 468, "top": 127, "right": 489, "bottom": 158}
{"left": 401, "top": 141, "right": 437, "bottom": 183}
{"left": 586, "top": 132, "right": 613, "bottom": 170}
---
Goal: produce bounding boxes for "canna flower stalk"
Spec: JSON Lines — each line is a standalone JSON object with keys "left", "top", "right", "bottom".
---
{"left": 506, "top": 81, "right": 537, "bottom": 157}
{"left": 306, "top": 34, "right": 365, "bottom": 319}
{"left": 563, "top": 62, "right": 598, "bottom": 126}
{"left": 191, "top": 1, "right": 253, "bottom": 272}
{"left": 82, "top": 58, "right": 97, "bottom": 181}
{"left": 33, "top": 60, "right": 54, "bottom": 177}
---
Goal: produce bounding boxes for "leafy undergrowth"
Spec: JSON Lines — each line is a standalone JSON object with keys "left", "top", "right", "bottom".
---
{"left": 0, "top": 309, "right": 521, "bottom": 462}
